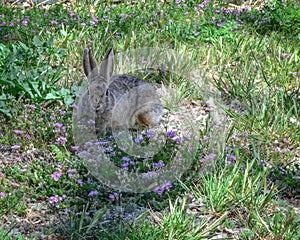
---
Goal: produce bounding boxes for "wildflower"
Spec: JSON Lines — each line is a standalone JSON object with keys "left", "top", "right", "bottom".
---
{"left": 49, "top": 195, "right": 60, "bottom": 204}
{"left": 51, "top": 171, "right": 63, "bottom": 181}
{"left": 92, "top": 15, "right": 98, "bottom": 23}
{"left": 55, "top": 136, "right": 67, "bottom": 145}
{"left": 165, "top": 130, "right": 176, "bottom": 138}
{"left": 146, "top": 130, "right": 155, "bottom": 138}
{"left": 10, "top": 181, "right": 19, "bottom": 187}
{"left": 0, "top": 192, "right": 6, "bottom": 198}
{"left": 51, "top": 20, "right": 58, "bottom": 25}
{"left": 54, "top": 122, "right": 64, "bottom": 130}
{"left": 283, "top": 138, "right": 289, "bottom": 143}
{"left": 87, "top": 119, "right": 95, "bottom": 124}
{"left": 204, "top": 153, "right": 217, "bottom": 161}
{"left": 71, "top": 145, "right": 80, "bottom": 150}
{"left": 11, "top": 145, "right": 21, "bottom": 150}
{"left": 121, "top": 162, "right": 129, "bottom": 170}
{"left": 175, "top": 137, "right": 183, "bottom": 143}
{"left": 154, "top": 181, "right": 172, "bottom": 195}
{"left": 60, "top": 110, "right": 66, "bottom": 115}
{"left": 122, "top": 156, "right": 131, "bottom": 162}
{"left": 38, "top": 182, "right": 43, "bottom": 187}
{"left": 57, "top": 163, "right": 64, "bottom": 168}
{"left": 77, "top": 179, "right": 83, "bottom": 186}
{"left": 188, "top": 193, "right": 194, "bottom": 199}
{"left": 241, "top": 131, "right": 248, "bottom": 137}
{"left": 217, "top": 22, "right": 223, "bottom": 27}
{"left": 226, "top": 154, "right": 236, "bottom": 161}
{"left": 289, "top": 72, "right": 297, "bottom": 76}
{"left": 154, "top": 161, "right": 165, "bottom": 168}
{"left": 22, "top": 20, "right": 28, "bottom": 26}
{"left": 135, "top": 136, "right": 144, "bottom": 143}
{"left": 109, "top": 193, "right": 118, "bottom": 200}
{"left": 13, "top": 130, "right": 23, "bottom": 134}
{"left": 88, "top": 190, "right": 99, "bottom": 196}
{"left": 204, "top": 136, "right": 210, "bottom": 141}
{"left": 28, "top": 104, "right": 36, "bottom": 109}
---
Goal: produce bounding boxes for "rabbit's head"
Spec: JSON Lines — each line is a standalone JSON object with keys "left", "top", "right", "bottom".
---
{"left": 83, "top": 48, "right": 114, "bottom": 112}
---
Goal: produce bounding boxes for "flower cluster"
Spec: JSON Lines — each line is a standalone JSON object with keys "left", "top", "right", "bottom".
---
{"left": 154, "top": 181, "right": 172, "bottom": 195}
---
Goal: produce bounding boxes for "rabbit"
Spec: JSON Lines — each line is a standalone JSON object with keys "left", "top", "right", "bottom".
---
{"left": 79, "top": 48, "right": 164, "bottom": 133}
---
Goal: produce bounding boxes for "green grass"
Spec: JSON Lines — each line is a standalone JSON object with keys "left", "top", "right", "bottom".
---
{"left": 0, "top": 0, "right": 299, "bottom": 239}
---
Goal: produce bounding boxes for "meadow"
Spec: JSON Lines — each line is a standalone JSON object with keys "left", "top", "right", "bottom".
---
{"left": 0, "top": 0, "right": 299, "bottom": 239}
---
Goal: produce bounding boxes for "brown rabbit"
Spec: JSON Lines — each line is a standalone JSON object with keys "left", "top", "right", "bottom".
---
{"left": 79, "top": 48, "right": 164, "bottom": 133}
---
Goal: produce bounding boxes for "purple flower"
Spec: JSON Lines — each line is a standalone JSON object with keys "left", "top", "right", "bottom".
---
{"left": 11, "top": 145, "right": 21, "bottom": 150}
{"left": 92, "top": 15, "right": 98, "bottom": 22}
{"left": 77, "top": 179, "right": 83, "bottom": 186}
{"left": 154, "top": 161, "right": 165, "bottom": 168}
{"left": 71, "top": 145, "right": 80, "bottom": 150}
{"left": 59, "top": 110, "right": 66, "bottom": 115}
{"left": 188, "top": 193, "right": 194, "bottom": 199}
{"left": 121, "top": 162, "right": 129, "bottom": 170}
{"left": 283, "top": 138, "right": 289, "bottom": 143}
{"left": 55, "top": 136, "right": 67, "bottom": 145}
{"left": 54, "top": 123, "right": 65, "bottom": 133}
{"left": 122, "top": 156, "right": 131, "bottom": 162}
{"left": 135, "top": 136, "right": 144, "bottom": 143}
{"left": 109, "top": 193, "right": 118, "bottom": 200}
{"left": 57, "top": 163, "right": 64, "bottom": 168}
{"left": 175, "top": 137, "right": 183, "bottom": 143}
{"left": 241, "top": 131, "right": 248, "bottom": 137}
{"left": 51, "top": 20, "right": 58, "bottom": 25}
{"left": 0, "top": 192, "right": 6, "bottom": 197}
{"left": 165, "top": 130, "right": 176, "bottom": 138}
{"left": 10, "top": 181, "right": 19, "bottom": 187}
{"left": 289, "top": 71, "right": 297, "bottom": 76}
{"left": 28, "top": 104, "right": 36, "bottom": 109}
{"left": 88, "top": 190, "right": 99, "bottom": 196}
{"left": 13, "top": 130, "right": 23, "bottom": 134}
{"left": 204, "top": 153, "right": 217, "bottom": 161}
{"left": 204, "top": 136, "right": 210, "bottom": 141}
{"left": 217, "top": 22, "right": 223, "bottom": 27}
{"left": 51, "top": 171, "right": 63, "bottom": 181}
{"left": 49, "top": 195, "right": 59, "bottom": 204}
{"left": 154, "top": 181, "right": 172, "bottom": 195}
{"left": 226, "top": 154, "right": 236, "bottom": 161}
{"left": 22, "top": 20, "right": 28, "bottom": 26}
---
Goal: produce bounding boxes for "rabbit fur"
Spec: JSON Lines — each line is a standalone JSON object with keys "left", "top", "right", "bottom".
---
{"left": 79, "top": 48, "right": 164, "bottom": 133}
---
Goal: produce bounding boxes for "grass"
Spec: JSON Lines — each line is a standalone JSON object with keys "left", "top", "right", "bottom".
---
{"left": 0, "top": 0, "right": 299, "bottom": 239}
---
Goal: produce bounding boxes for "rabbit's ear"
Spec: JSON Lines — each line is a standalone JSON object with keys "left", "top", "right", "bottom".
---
{"left": 100, "top": 48, "right": 114, "bottom": 83}
{"left": 83, "top": 48, "right": 98, "bottom": 78}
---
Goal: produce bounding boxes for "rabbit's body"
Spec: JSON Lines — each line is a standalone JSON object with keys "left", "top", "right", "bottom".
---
{"left": 79, "top": 48, "right": 164, "bottom": 133}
